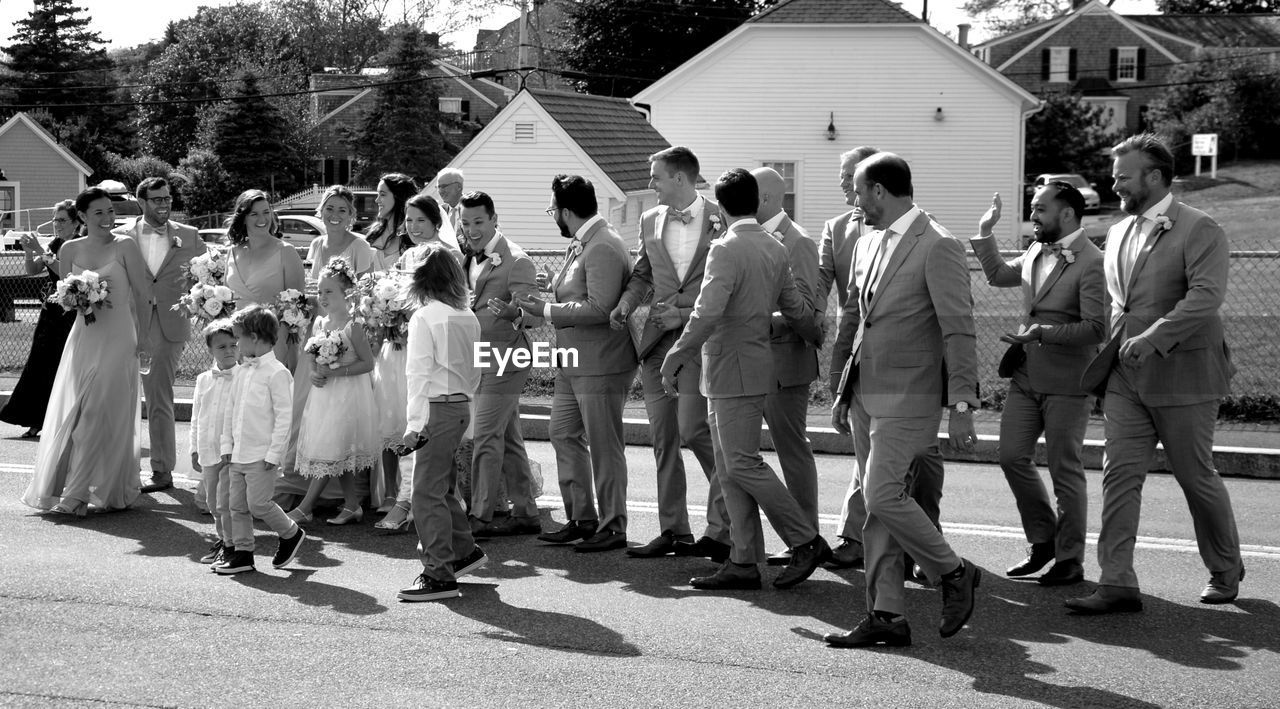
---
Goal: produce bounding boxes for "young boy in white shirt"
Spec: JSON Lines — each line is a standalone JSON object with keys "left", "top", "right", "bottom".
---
{"left": 191, "top": 319, "right": 239, "bottom": 567}
{"left": 217, "top": 305, "right": 308, "bottom": 575}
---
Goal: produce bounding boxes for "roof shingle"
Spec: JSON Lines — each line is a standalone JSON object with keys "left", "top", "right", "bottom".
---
{"left": 749, "top": 0, "right": 921, "bottom": 25}
{"left": 529, "top": 89, "right": 672, "bottom": 193}
{"left": 1127, "top": 13, "right": 1280, "bottom": 48}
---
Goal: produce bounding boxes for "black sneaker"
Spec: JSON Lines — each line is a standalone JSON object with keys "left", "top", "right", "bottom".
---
{"left": 397, "top": 574, "right": 460, "bottom": 602}
{"left": 452, "top": 545, "right": 488, "bottom": 578}
{"left": 199, "top": 540, "right": 225, "bottom": 564}
{"left": 214, "top": 550, "right": 255, "bottom": 575}
{"left": 208, "top": 546, "right": 231, "bottom": 571}
{"left": 272, "top": 527, "right": 307, "bottom": 569}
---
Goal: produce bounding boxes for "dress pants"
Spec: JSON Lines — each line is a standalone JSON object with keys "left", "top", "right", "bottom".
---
{"left": 852, "top": 387, "right": 961, "bottom": 616}
{"left": 708, "top": 394, "right": 816, "bottom": 565}
{"left": 550, "top": 369, "right": 632, "bottom": 534}
{"left": 639, "top": 351, "right": 729, "bottom": 543}
{"left": 1000, "top": 372, "right": 1089, "bottom": 563}
{"left": 412, "top": 400, "right": 474, "bottom": 583}
{"left": 1098, "top": 364, "right": 1241, "bottom": 588}
{"left": 763, "top": 383, "right": 819, "bottom": 527}
{"left": 229, "top": 460, "right": 298, "bottom": 552}
{"left": 202, "top": 463, "right": 231, "bottom": 545}
{"left": 141, "top": 309, "right": 182, "bottom": 474}
{"left": 470, "top": 367, "right": 537, "bottom": 522}
{"left": 837, "top": 447, "right": 944, "bottom": 539}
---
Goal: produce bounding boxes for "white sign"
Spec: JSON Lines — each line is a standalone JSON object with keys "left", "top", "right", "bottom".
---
{"left": 1192, "top": 133, "right": 1219, "bottom": 157}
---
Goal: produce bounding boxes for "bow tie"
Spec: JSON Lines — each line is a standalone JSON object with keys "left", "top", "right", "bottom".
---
{"left": 670, "top": 208, "right": 693, "bottom": 225}
{"left": 241, "top": 356, "right": 261, "bottom": 368}
{"left": 471, "top": 250, "right": 489, "bottom": 264}
{"left": 211, "top": 368, "right": 235, "bottom": 379}
{"left": 140, "top": 223, "right": 164, "bottom": 237}
{"left": 1045, "top": 243, "right": 1068, "bottom": 257}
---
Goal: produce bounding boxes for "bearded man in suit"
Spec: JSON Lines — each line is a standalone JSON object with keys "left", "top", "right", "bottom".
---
{"left": 1067, "top": 134, "right": 1243, "bottom": 614}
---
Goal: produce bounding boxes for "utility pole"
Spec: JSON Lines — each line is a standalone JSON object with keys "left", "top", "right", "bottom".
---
{"left": 518, "top": 0, "right": 529, "bottom": 71}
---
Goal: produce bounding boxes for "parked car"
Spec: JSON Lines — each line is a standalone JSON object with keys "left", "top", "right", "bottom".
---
{"left": 1027, "top": 173, "right": 1101, "bottom": 213}
{"left": 96, "top": 179, "right": 143, "bottom": 227}
{"left": 277, "top": 214, "right": 326, "bottom": 250}
{"left": 199, "top": 228, "right": 229, "bottom": 244}
{"left": 276, "top": 190, "right": 378, "bottom": 233}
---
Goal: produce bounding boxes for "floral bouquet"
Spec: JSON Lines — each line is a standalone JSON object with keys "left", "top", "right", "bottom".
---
{"left": 304, "top": 329, "right": 346, "bottom": 369}
{"left": 173, "top": 283, "right": 236, "bottom": 320}
{"left": 48, "top": 270, "right": 111, "bottom": 324}
{"left": 356, "top": 272, "right": 414, "bottom": 349}
{"left": 275, "top": 288, "right": 312, "bottom": 345}
{"left": 181, "top": 248, "right": 227, "bottom": 286}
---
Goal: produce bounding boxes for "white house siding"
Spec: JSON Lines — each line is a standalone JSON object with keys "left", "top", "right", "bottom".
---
{"left": 0, "top": 121, "right": 85, "bottom": 230}
{"left": 425, "top": 101, "right": 635, "bottom": 252}
{"left": 640, "top": 24, "right": 1027, "bottom": 247}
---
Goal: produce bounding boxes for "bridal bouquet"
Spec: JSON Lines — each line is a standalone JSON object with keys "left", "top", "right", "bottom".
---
{"left": 181, "top": 248, "right": 227, "bottom": 286}
{"left": 174, "top": 283, "right": 236, "bottom": 320}
{"left": 304, "top": 329, "right": 346, "bottom": 369}
{"left": 275, "top": 288, "right": 312, "bottom": 345}
{"left": 49, "top": 270, "right": 111, "bottom": 324}
{"left": 355, "top": 272, "right": 413, "bottom": 349}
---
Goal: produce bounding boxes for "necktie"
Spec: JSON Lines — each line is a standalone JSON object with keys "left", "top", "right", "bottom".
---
{"left": 864, "top": 230, "right": 892, "bottom": 305}
{"left": 211, "top": 368, "right": 234, "bottom": 379}
{"left": 1118, "top": 216, "right": 1145, "bottom": 288}
{"left": 670, "top": 208, "right": 693, "bottom": 225}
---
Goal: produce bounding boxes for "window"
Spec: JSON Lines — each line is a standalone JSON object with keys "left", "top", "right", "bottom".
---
{"left": 323, "top": 158, "right": 351, "bottom": 186}
{"left": 0, "top": 184, "right": 15, "bottom": 231}
{"left": 439, "top": 97, "right": 463, "bottom": 115}
{"left": 1049, "top": 47, "right": 1070, "bottom": 82}
{"left": 513, "top": 122, "right": 536, "bottom": 143}
{"left": 1116, "top": 47, "right": 1138, "bottom": 81}
{"left": 761, "top": 161, "right": 797, "bottom": 220}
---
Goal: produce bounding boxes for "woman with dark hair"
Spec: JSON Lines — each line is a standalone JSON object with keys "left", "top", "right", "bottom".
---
{"left": 21, "top": 187, "right": 153, "bottom": 515}
{"left": 400, "top": 193, "right": 462, "bottom": 266}
{"left": 2, "top": 200, "right": 82, "bottom": 437}
{"left": 365, "top": 173, "right": 419, "bottom": 272}
{"left": 224, "top": 189, "right": 307, "bottom": 369}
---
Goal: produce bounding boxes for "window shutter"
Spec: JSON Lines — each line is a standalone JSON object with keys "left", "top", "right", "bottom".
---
{"left": 461, "top": 100, "right": 471, "bottom": 122}
{"left": 1068, "top": 48, "right": 1078, "bottom": 80}
{"left": 1041, "top": 49, "right": 1050, "bottom": 80}
{"left": 1109, "top": 48, "right": 1119, "bottom": 80}
{"left": 1137, "top": 48, "right": 1147, "bottom": 80}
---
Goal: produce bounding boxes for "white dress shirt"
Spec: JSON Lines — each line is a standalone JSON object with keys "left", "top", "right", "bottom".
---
{"left": 866, "top": 205, "right": 923, "bottom": 298}
{"left": 760, "top": 211, "right": 787, "bottom": 238}
{"left": 663, "top": 195, "right": 706, "bottom": 282}
{"left": 189, "top": 366, "right": 236, "bottom": 467}
{"left": 542, "top": 215, "right": 606, "bottom": 323}
{"left": 138, "top": 221, "right": 172, "bottom": 275}
{"left": 1036, "top": 228, "right": 1084, "bottom": 293}
{"left": 404, "top": 299, "right": 482, "bottom": 434}
{"left": 467, "top": 234, "right": 504, "bottom": 288}
{"left": 1123, "top": 192, "right": 1174, "bottom": 276}
{"left": 220, "top": 351, "right": 293, "bottom": 466}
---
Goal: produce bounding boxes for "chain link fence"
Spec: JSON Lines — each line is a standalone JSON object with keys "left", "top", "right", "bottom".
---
{"left": 1, "top": 241, "right": 1275, "bottom": 415}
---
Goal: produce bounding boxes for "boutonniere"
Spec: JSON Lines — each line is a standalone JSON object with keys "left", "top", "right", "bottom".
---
{"left": 488, "top": 252, "right": 502, "bottom": 268}
{"left": 1153, "top": 215, "right": 1173, "bottom": 234}
{"left": 1045, "top": 243, "right": 1075, "bottom": 264}
{"left": 568, "top": 240, "right": 583, "bottom": 259}
{"left": 37, "top": 252, "right": 57, "bottom": 266}
{"left": 170, "top": 234, "right": 183, "bottom": 248}
{"left": 708, "top": 214, "right": 723, "bottom": 233}
{"left": 772, "top": 230, "right": 786, "bottom": 243}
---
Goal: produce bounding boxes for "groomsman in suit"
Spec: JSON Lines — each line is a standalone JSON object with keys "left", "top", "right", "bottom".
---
{"left": 969, "top": 185, "right": 1105, "bottom": 586}
{"left": 661, "top": 168, "right": 829, "bottom": 591}
{"left": 610, "top": 146, "right": 731, "bottom": 562}
{"left": 1068, "top": 134, "right": 1243, "bottom": 613}
{"left": 457, "top": 191, "right": 543, "bottom": 537}
{"left": 820, "top": 147, "right": 945, "bottom": 574}
{"left": 114, "top": 177, "right": 206, "bottom": 493}
{"left": 517, "top": 175, "right": 637, "bottom": 552}
{"left": 828, "top": 153, "right": 981, "bottom": 647}
{"left": 436, "top": 168, "right": 465, "bottom": 232}
{"left": 751, "top": 167, "right": 821, "bottom": 565}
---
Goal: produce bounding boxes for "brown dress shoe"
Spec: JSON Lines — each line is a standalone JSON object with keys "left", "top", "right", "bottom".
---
{"left": 774, "top": 535, "right": 831, "bottom": 589}
{"left": 1200, "top": 565, "right": 1245, "bottom": 604}
{"left": 1065, "top": 585, "right": 1143, "bottom": 614}
{"left": 939, "top": 559, "right": 981, "bottom": 638}
{"left": 574, "top": 530, "right": 627, "bottom": 553}
{"left": 537, "top": 520, "right": 597, "bottom": 544}
{"left": 141, "top": 472, "right": 173, "bottom": 494}
{"left": 826, "top": 613, "right": 912, "bottom": 648}
{"left": 674, "top": 536, "right": 731, "bottom": 563}
{"left": 826, "top": 537, "right": 863, "bottom": 569}
{"left": 1007, "top": 542, "right": 1055, "bottom": 577}
{"left": 691, "top": 562, "right": 761, "bottom": 591}
{"left": 626, "top": 531, "right": 692, "bottom": 558}
{"left": 1038, "top": 560, "right": 1085, "bottom": 587}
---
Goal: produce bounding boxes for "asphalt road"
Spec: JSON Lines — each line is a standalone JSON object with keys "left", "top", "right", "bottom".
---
{"left": 2, "top": 422, "right": 1278, "bottom": 708}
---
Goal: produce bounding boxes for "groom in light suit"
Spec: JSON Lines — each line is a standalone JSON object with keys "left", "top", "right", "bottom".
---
{"left": 115, "top": 177, "right": 206, "bottom": 493}
{"left": 1067, "top": 134, "right": 1243, "bottom": 614}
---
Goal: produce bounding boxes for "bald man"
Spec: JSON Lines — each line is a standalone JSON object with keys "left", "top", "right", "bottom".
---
{"left": 753, "top": 167, "right": 822, "bottom": 566}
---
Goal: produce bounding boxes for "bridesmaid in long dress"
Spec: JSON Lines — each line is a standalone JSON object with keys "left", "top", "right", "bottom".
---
{"left": 1, "top": 201, "right": 81, "bottom": 437}
{"left": 21, "top": 187, "right": 153, "bottom": 515}
{"left": 365, "top": 173, "right": 419, "bottom": 272}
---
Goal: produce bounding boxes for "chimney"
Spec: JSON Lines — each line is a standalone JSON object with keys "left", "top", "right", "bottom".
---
{"left": 957, "top": 23, "right": 971, "bottom": 50}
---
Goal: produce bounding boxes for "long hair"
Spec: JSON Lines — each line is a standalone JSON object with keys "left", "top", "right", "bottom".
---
{"left": 225, "top": 189, "right": 276, "bottom": 246}
{"left": 408, "top": 243, "right": 467, "bottom": 310}
{"left": 365, "top": 173, "right": 418, "bottom": 251}
{"left": 404, "top": 192, "right": 461, "bottom": 253}
{"left": 316, "top": 184, "right": 356, "bottom": 219}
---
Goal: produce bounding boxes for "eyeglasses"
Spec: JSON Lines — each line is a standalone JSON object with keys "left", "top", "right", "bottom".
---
{"left": 439, "top": 182, "right": 461, "bottom": 190}
{"left": 146, "top": 196, "right": 173, "bottom": 205}
{"left": 544, "top": 207, "right": 559, "bottom": 216}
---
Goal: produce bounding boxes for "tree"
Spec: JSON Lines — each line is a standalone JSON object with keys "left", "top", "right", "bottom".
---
{"left": 259, "top": 0, "right": 390, "bottom": 72}
{"left": 1024, "top": 91, "right": 1114, "bottom": 177}
{"left": 101, "top": 153, "right": 177, "bottom": 198}
{"left": 176, "top": 149, "right": 233, "bottom": 220}
{"left": 962, "top": 0, "right": 1112, "bottom": 35}
{"left": 345, "top": 26, "right": 450, "bottom": 183}
{"left": 1157, "top": 0, "right": 1274, "bottom": 12}
{"left": 203, "top": 72, "right": 303, "bottom": 196}
{"left": 560, "top": 0, "right": 771, "bottom": 97}
{"left": 1148, "top": 50, "right": 1280, "bottom": 163}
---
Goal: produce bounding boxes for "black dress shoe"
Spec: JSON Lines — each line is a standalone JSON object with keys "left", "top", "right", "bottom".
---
{"left": 939, "top": 559, "right": 981, "bottom": 638}
{"left": 574, "top": 530, "right": 626, "bottom": 553}
{"left": 1200, "top": 565, "right": 1245, "bottom": 604}
{"left": 141, "top": 473, "right": 173, "bottom": 494}
{"left": 825, "top": 613, "right": 912, "bottom": 648}
{"left": 537, "top": 520, "right": 598, "bottom": 544}
{"left": 626, "top": 531, "right": 691, "bottom": 558}
{"left": 1038, "top": 560, "right": 1085, "bottom": 586}
{"left": 1007, "top": 542, "right": 1055, "bottom": 577}
{"left": 1065, "top": 585, "right": 1143, "bottom": 614}
{"left": 674, "top": 536, "right": 731, "bottom": 563}
{"left": 690, "top": 562, "right": 761, "bottom": 590}
{"left": 774, "top": 535, "right": 831, "bottom": 589}
{"left": 766, "top": 549, "right": 793, "bottom": 567}
{"left": 826, "top": 537, "right": 863, "bottom": 569}
{"left": 487, "top": 515, "right": 543, "bottom": 536}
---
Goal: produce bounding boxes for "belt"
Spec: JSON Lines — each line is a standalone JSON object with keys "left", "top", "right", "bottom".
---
{"left": 429, "top": 394, "right": 470, "bottom": 403}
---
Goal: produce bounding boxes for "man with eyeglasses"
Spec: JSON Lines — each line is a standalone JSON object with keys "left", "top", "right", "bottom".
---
{"left": 114, "top": 177, "right": 206, "bottom": 494}
{"left": 436, "top": 168, "right": 465, "bottom": 231}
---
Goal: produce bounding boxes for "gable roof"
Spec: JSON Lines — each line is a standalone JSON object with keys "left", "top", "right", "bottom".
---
{"left": 529, "top": 90, "right": 671, "bottom": 192}
{"left": 1127, "top": 13, "right": 1280, "bottom": 48}
{"left": 0, "top": 112, "right": 93, "bottom": 177}
{"left": 993, "top": 0, "right": 1183, "bottom": 72}
{"left": 749, "top": 0, "right": 920, "bottom": 25}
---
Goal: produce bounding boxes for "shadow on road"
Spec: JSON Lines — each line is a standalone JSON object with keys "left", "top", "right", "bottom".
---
{"left": 446, "top": 583, "right": 642, "bottom": 658}
{"left": 232, "top": 568, "right": 388, "bottom": 616}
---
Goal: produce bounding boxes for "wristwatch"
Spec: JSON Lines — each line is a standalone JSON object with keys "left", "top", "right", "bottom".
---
{"left": 952, "top": 402, "right": 970, "bottom": 414}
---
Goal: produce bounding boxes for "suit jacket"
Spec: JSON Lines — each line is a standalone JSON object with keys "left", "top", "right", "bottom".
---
{"left": 970, "top": 234, "right": 1106, "bottom": 395}
{"left": 767, "top": 215, "right": 820, "bottom": 388}
{"left": 819, "top": 209, "right": 870, "bottom": 395}
{"left": 666, "top": 221, "right": 822, "bottom": 400}
{"left": 549, "top": 219, "right": 638, "bottom": 376}
{"left": 114, "top": 218, "right": 206, "bottom": 343}
{"left": 1080, "top": 200, "right": 1232, "bottom": 405}
{"left": 619, "top": 199, "right": 724, "bottom": 361}
{"left": 467, "top": 233, "right": 541, "bottom": 375}
{"left": 836, "top": 212, "right": 978, "bottom": 418}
